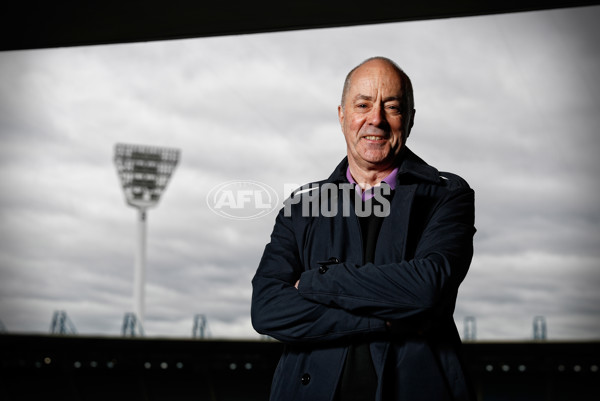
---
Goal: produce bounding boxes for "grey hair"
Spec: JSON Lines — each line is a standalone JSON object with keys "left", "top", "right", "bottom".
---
{"left": 340, "top": 56, "right": 414, "bottom": 113}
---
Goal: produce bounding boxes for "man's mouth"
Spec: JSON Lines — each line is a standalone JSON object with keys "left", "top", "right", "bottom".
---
{"left": 363, "top": 135, "right": 385, "bottom": 141}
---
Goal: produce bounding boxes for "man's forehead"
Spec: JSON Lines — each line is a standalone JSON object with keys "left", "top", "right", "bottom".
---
{"left": 348, "top": 71, "right": 404, "bottom": 98}
{"left": 350, "top": 64, "right": 403, "bottom": 90}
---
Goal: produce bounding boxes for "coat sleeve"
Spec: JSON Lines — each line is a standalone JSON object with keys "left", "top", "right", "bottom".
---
{"left": 251, "top": 207, "right": 387, "bottom": 344}
{"left": 297, "top": 184, "right": 475, "bottom": 323}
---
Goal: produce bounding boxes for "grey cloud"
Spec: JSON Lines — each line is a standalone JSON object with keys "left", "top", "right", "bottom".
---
{"left": 1, "top": 6, "right": 599, "bottom": 340}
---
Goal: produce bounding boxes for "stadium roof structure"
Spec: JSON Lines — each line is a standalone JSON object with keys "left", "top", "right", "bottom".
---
{"left": 1, "top": 0, "right": 598, "bottom": 51}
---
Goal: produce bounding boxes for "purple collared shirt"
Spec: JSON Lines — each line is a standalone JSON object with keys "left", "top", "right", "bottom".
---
{"left": 346, "top": 167, "right": 398, "bottom": 201}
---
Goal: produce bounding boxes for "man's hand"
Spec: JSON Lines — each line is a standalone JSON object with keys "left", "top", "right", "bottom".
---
{"left": 294, "top": 280, "right": 300, "bottom": 289}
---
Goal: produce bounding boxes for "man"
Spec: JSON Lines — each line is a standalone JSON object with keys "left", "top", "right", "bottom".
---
{"left": 251, "top": 57, "right": 476, "bottom": 401}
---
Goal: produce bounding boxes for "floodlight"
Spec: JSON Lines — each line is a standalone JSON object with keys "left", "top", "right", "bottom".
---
{"left": 114, "top": 143, "right": 180, "bottom": 209}
{"left": 114, "top": 143, "right": 180, "bottom": 333}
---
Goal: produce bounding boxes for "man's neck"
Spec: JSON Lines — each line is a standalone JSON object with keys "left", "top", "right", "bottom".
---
{"left": 347, "top": 160, "right": 397, "bottom": 190}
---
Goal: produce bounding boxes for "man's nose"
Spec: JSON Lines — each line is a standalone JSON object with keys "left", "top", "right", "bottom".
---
{"left": 368, "top": 103, "right": 387, "bottom": 127}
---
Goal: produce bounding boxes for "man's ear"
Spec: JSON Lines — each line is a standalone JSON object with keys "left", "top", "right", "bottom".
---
{"left": 406, "top": 108, "right": 416, "bottom": 138}
{"left": 338, "top": 105, "right": 344, "bottom": 127}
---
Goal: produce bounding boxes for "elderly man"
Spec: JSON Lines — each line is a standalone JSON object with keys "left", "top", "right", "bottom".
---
{"left": 251, "top": 57, "right": 476, "bottom": 401}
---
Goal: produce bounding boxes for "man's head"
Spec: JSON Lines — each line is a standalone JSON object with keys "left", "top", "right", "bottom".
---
{"left": 338, "top": 57, "right": 415, "bottom": 173}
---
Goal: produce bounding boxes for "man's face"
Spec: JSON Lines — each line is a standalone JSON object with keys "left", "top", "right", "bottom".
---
{"left": 338, "top": 60, "right": 414, "bottom": 171}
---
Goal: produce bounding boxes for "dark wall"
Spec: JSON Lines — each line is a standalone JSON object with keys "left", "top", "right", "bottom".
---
{"left": 0, "top": 335, "right": 282, "bottom": 401}
{"left": 1, "top": 334, "right": 599, "bottom": 401}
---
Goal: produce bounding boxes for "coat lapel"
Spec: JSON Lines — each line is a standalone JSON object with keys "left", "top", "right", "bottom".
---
{"left": 374, "top": 183, "right": 417, "bottom": 265}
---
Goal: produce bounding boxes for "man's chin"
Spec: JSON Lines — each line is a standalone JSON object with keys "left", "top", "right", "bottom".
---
{"left": 360, "top": 157, "right": 397, "bottom": 171}
{"left": 359, "top": 149, "right": 401, "bottom": 167}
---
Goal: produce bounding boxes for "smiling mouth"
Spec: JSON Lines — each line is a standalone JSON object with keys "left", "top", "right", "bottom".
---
{"left": 363, "top": 135, "right": 385, "bottom": 141}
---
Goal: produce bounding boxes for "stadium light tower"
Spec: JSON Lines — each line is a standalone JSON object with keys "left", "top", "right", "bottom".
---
{"left": 114, "top": 143, "right": 180, "bottom": 333}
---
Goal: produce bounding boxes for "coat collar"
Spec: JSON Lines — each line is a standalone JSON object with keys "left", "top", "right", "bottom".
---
{"left": 326, "top": 147, "right": 441, "bottom": 185}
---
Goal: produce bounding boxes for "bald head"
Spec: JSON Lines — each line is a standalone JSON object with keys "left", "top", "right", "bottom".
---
{"left": 341, "top": 57, "right": 414, "bottom": 114}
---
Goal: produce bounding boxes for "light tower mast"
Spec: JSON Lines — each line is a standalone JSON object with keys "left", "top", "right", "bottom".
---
{"left": 114, "top": 143, "right": 180, "bottom": 334}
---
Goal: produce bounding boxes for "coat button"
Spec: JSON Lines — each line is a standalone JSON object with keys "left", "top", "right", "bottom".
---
{"left": 317, "top": 257, "right": 339, "bottom": 274}
{"left": 301, "top": 373, "right": 311, "bottom": 385}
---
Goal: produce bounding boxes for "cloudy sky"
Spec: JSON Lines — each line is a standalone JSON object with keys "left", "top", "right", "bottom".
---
{"left": 0, "top": 5, "right": 599, "bottom": 340}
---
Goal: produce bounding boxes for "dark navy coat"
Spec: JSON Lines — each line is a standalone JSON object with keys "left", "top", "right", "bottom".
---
{"left": 251, "top": 148, "right": 476, "bottom": 401}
